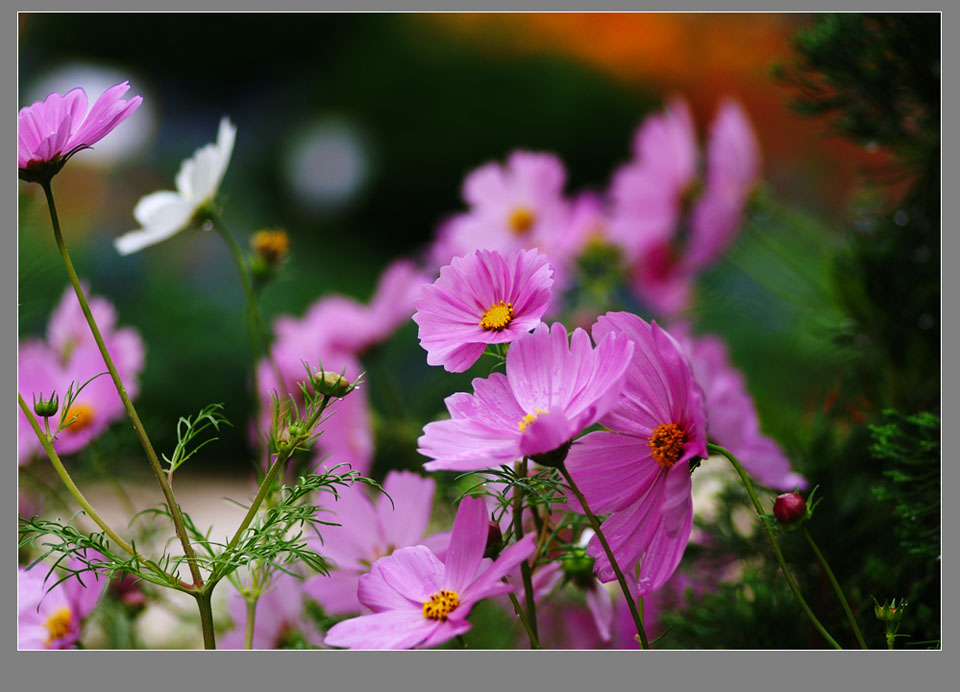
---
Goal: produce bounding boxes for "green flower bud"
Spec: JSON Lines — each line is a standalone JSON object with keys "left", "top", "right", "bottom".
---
{"left": 312, "top": 371, "right": 352, "bottom": 398}
{"left": 33, "top": 392, "right": 59, "bottom": 418}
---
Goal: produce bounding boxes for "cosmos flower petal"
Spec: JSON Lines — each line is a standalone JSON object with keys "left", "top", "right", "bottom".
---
{"left": 565, "top": 431, "right": 662, "bottom": 514}
{"left": 324, "top": 609, "right": 439, "bottom": 650}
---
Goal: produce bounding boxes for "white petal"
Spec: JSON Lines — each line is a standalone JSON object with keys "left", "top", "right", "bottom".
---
{"left": 116, "top": 192, "right": 195, "bottom": 255}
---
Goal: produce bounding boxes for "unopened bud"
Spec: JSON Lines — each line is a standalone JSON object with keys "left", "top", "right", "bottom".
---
{"left": 250, "top": 229, "right": 290, "bottom": 282}
{"left": 561, "top": 546, "right": 596, "bottom": 590}
{"left": 312, "top": 371, "right": 352, "bottom": 398}
{"left": 874, "top": 597, "right": 907, "bottom": 624}
{"left": 773, "top": 492, "right": 808, "bottom": 525}
{"left": 33, "top": 392, "right": 59, "bottom": 418}
{"left": 483, "top": 520, "right": 503, "bottom": 559}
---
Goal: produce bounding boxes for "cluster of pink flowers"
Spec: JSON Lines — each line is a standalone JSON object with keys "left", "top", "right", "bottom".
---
{"left": 18, "top": 284, "right": 145, "bottom": 465}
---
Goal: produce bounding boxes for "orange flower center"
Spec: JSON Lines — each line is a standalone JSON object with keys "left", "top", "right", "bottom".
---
{"left": 518, "top": 408, "right": 548, "bottom": 433}
{"left": 64, "top": 403, "right": 95, "bottom": 433}
{"left": 648, "top": 423, "right": 686, "bottom": 469}
{"left": 422, "top": 589, "right": 460, "bottom": 621}
{"left": 508, "top": 207, "right": 536, "bottom": 235}
{"left": 45, "top": 607, "right": 72, "bottom": 646}
{"left": 479, "top": 301, "right": 514, "bottom": 331}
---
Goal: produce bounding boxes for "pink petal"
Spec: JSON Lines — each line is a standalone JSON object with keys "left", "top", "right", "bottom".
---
{"left": 377, "top": 471, "right": 435, "bottom": 551}
{"left": 443, "top": 495, "right": 489, "bottom": 592}
{"left": 324, "top": 610, "right": 438, "bottom": 650}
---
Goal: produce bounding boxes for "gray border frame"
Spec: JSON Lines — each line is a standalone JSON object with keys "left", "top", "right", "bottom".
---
{"left": 7, "top": 4, "right": 950, "bottom": 691}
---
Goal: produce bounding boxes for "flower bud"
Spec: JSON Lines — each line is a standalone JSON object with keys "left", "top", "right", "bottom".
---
{"left": 33, "top": 392, "right": 59, "bottom": 418}
{"left": 312, "top": 371, "right": 352, "bottom": 398}
{"left": 483, "top": 520, "right": 503, "bottom": 559}
{"left": 250, "top": 229, "right": 290, "bottom": 283}
{"left": 773, "top": 492, "right": 808, "bottom": 525}
{"left": 561, "top": 546, "right": 596, "bottom": 590}
{"left": 874, "top": 597, "right": 907, "bottom": 624}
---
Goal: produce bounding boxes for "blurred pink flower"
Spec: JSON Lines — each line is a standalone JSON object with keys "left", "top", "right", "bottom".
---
{"left": 18, "top": 551, "right": 108, "bottom": 649}
{"left": 303, "top": 470, "right": 448, "bottom": 615}
{"left": 608, "top": 97, "right": 760, "bottom": 316}
{"left": 18, "top": 285, "right": 145, "bottom": 463}
{"left": 565, "top": 312, "right": 708, "bottom": 596}
{"left": 18, "top": 81, "right": 142, "bottom": 181}
{"left": 413, "top": 248, "right": 554, "bottom": 372}
{"left": 324, "top": 495, "right": 536, "bottom": 649}
{"left": 672, "top": 324, "right": 807, "bottom": 491}
{"left": 419, "top": 322, "right": 634, "bottom": 472}
{"left": 220, "top": 572, "right": 324, "bottom": 649}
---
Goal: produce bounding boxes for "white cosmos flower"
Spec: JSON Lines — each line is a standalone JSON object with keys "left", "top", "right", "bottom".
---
{"left": 115, "top": 117, "right": 236, "bottom": 255}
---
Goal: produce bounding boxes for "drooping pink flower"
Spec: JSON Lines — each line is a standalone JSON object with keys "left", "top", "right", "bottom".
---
{"left": 607, "top": 98, "right": 760, "bottom": 316}
{"left": 303, "top": 471, "right": 448, "bottom": 615}
{"left": 413, "top": 248, "right": 554, "bottom": 373}
{"left": 419, "top": 322, "right": 634, "bottom": 472}
{"left": 18, "top": 551, "right": 108, "bottom": 650}
{"left": 219, "top": 572, "right": 324, "bottom": 649}
{"left": 565, "top": 312, "right": 708, "bottom": 596}
{"left": 323, "top": 495, "right": 536, "bottom": 649}
{"left": 672, "top": 324, "right": 806, "bottom": 491}
{"left": 18, "top": 81, "right": 142, "bottom": 182}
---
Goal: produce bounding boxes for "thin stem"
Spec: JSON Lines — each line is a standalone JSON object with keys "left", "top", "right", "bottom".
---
{"left": 40, "top": 180, "right": 204, "bottom": 591}
{"left": 513, "top": 458, "right": 539, "bottom": 644}
{"left": 19, "top": 394, "right": 189, "bottom": 592}
{"left": 244, "top": 596, "right": 259, "bottom": 650}
{"left": 195, "top": 590, "right": 217, "bottom": 650}
{"left": 708, "top": 443, "right": 842, "bottom": 650}
{"left": 802, "top": 525, "right": 868, "bottom": 649}
{"left": 19, "top": 393, "right": 136, "bottom": 556}
{"left": 212, "top": 217, "right": 284, "bottom": 390}
{"left": 559, "top": 465, "right": 650, "bottom": 649}
{"left": 506, "top": 590, "right": 541, "bottom": 649}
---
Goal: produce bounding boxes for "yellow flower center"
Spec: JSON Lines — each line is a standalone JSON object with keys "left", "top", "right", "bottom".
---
{"left": 64, "top": 403, "right": 95, "bottom": 433}
{"left": 479, "top": 301, "right": 514, "bottom": 331}
{"left": 508, "top": 207, "right": 536, "bottom": 235}
{"left": 518, "top": 408, "right": 548, "bottom": 433}
{"left": 648, "top": 423, "right": 687, "bottom": 469}
{"left": 45, "top": 607, "right": 72, "bottom": 646}
{"left": 422, "top": 589, "right": 460, "bottom": 621}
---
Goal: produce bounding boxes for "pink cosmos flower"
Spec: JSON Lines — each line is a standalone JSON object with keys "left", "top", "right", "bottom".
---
{"left": 323, "top": 495, "right": 536, "bottom": 649}
{"left": 413, "top": 248, "right": 554, "bottom": 373}
{"left": 432, "top": 151, "right": 571, "bottom": 265}
{"left": 18, "top": 285, "right": 145, "bottom": 463}
{"left": 18, "top": 552, "right": 108, "bottom": 649}
{"left": 608, "top": 98, "right": 760, "bottom": 316}
{"left": 303, "top": 470, "right": 449, "bottom": 615}
{"left": 565, "top": 312, "right": 708, "bottom": 596}
{"left": 220, "top": 572, "right": 324, "bottom": 649}
{"left": 418, "top": 321, "right": 635, "bottom": 472}
{"left": 18, "top": 81, "right": 142, "bottom": 182}
{"left": 672, "top": 324, "right": 807, "bottom": 491}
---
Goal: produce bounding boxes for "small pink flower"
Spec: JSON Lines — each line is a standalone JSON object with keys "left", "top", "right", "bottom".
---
{"left": 323, "top": 495, "right": 536, "bottom": 649}
{"left": 418, "top": 322, "right": 634, "bottom": 472}
{"left": 303, "top": 471, "right": 448, "bottom": 615}
{"left": 413, "top": 248, "right": 554, "bottom": 373}
{"left": 219, "top": 572, "right": 324, "bottom": 649}
{"left": 18, "top": 551, "right": 107, "bottom": 650}
{"left": 565, "top": 312, "right": 708, "bottom": 596}
{"left": 672, "top": 324, "right": 806, "bottom": 491}
{"left": 18, "top": 81, "right": 142, "bottom": 182}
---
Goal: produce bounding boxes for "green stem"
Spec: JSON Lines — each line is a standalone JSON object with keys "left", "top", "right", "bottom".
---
{"left": 244, "top": 596, "right": 259, "bottom": 650}
{"left": 195, "top": 590, "right": 217, "bottom": 650}
{"left": 506, "top": 590, "right": 541, "bottom": 649}
{"left": 212, "top": 217, "right": 284, "bottom": 390}
{"left": 802, "top": 525, "right": 868, "bottom": 649}
{"left": 19, "top": 393, "right": 187, "bottom": 591}
{"left": 708, "top": 443, "right": 842, "bottom": 650}
{"left": 19, "top": 393, "right": 136, "bottom": 556}
{"left": 560, "top": 465, "right": 650, "bottom": 649}
{"left": 513, "top": 458, "right": 539, "bottom": 644}
{"left": 40, "top": 180, "right": 204, "bottom": 591}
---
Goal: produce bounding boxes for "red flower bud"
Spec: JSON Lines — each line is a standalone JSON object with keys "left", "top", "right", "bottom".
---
{"left": 483, "top": 520, "right": 503, "bottom": 559}
{"left": 773, "top": 492, "right": 807, "bottom": 525}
